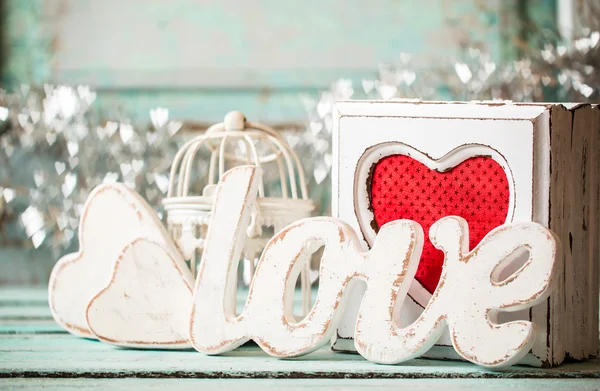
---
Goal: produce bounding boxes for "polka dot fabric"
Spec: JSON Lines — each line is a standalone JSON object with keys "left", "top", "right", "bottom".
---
{"left": 370, "top": 155, "right": 510, "bottom": 293}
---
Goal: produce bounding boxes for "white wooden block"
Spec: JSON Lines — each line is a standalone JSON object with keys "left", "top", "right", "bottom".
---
{"left": 331, "top": 100, "right": 600, "bottom": 366}
{"left": 86, "top": 239, "right": 193, "bottom": 349}
{"left": 48, "top": 184, "right": 188, "bottom": 339}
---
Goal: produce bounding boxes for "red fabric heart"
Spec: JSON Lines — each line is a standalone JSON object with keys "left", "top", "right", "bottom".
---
{"left": 370, "top": 155, "right": 510, "bottom": 293}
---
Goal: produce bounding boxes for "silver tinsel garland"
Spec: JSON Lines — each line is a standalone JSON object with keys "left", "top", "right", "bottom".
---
{"left": 297, "top": 20, "right": 600, "bottom": 217}
{"left": 0, "top": 85, "right": 334, "bottom": 256}
{"left": 0, "top": 85, "right": 182, "bottom": 256}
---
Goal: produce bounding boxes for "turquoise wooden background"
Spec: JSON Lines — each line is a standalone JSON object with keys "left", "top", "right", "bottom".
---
{"left": 2, "top": 0, "right": 556, "bottom": 123}
{"left": 0, "top": 0, "right": 557, "bottom": 285}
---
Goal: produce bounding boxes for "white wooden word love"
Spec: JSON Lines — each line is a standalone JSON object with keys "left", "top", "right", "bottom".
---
{"left": 190, "top": 165, "right": 559, "bottom": 368}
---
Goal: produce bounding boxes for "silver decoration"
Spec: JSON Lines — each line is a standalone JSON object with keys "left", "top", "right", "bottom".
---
{"left": 293, "top": 79, "right": 355, "bottom": 216}
{"left": 0, "top": 85, "right": 182, "bottom": 257}
{"left": 301, "top": 22, "right": 600, "bottom": 216}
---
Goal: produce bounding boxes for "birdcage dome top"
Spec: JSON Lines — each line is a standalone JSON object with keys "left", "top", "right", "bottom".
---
{"left": 162, "top": 111, "right": 314, "bottom": 221}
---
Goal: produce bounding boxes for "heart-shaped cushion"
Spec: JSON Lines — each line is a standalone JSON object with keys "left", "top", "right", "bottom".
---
{"left": 48, "top": 184, "right": 188, "bottom": 338}
{"left": 370, "top": 155, "right": 510, "bottom": 293}
{"left": 86, "top": 239, "right": 193, "bottom": 349}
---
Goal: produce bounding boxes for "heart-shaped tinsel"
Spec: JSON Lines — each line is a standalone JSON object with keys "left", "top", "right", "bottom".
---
{"left": 370, "top": 155, "right": 510, "bottom": 293}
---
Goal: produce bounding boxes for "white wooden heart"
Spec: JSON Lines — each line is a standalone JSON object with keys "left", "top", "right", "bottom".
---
{"left": 86, "top": 238, "right": 193, "bottom": 349}
{"left": 48, "top": 183, "right": 185, "bottom": 338}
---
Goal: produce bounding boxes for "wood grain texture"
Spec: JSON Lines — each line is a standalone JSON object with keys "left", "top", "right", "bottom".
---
{"left": 2, "top": 378, "right": 600, "bottom": 390}
{"left": 1, "top": 288, "right": 599, "bottom": 386}
{"left": 2, "top": 0, "right": 535, "bottom": 124}
{"left": 355, "top": 216, "right": 558, "bottom": 368}
{"left": 48, "top": 184, "right": 184, "bottom": 339}
{"left": 86, "top": 239, "right": 193, "bottom": 349}
{"left": 332, "top": 100, "right": 600, "bottom": 367}
{"left": 189, "top": 161, "right": 557, "bottom": 367}
{"left": 1, "top": 334, "right": 599, "bottom": 379}
{"left": 0, "top": 288, "right": 313, "bottom": 336}
{"left": 547, "top": 104, "right": 600, "bottom": 364}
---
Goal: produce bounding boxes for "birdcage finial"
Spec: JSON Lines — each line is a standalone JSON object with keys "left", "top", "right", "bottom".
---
{"left": 223, "top": 111, "right": 246, "bottom": 132}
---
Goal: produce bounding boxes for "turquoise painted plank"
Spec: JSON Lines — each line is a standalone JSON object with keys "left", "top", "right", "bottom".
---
{"left": 3, "top": 0, "right": 511, "bottom": 124}
{"left": 0, "top": 306, "right": 51, "bottom": 320}
{"left": 0, "top": 288, "right": 57, "bottom": 335}
{"left": 57, "top": 69, "right": 379, "bottom": 90}
{"left": 93, "top": 88, "right": 320, "bottom": 123}
{"left": 0, "top": 321, "right": 64, "bottom": 335}
{"left": 0, "top": 288, "right": 48, "bottom": 305}
{"left": 2, "top": 378, "right": 600, "bottom": 391}
{"left": 0, "top": 287, "right": 313, "bottom": 313}
{"left": 45, "top": 0, "right": 505, "bottom": 87}
{"left": 1, "top": 0, "right": 52, "bottom": 86}
{"left": 0, "top": 334, "right": 106, "bottom": 352}
{"left": 0, "top": 288, "right": 53, "bottom": 327}
{"left": 0, "top": 288, "right": 315, "bottom": 334}
{"left": 0, "top": 248, "right": 56, "bottom": 286}
{"left": 0, "top": 334, "right": 599, "bottom": 379}
{"left": 0, "top": 290, "right": 598, "bottom": 380}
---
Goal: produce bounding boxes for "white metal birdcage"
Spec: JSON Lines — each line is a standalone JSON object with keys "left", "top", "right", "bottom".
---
{"left": 163, "top": 111, "right": 315, "bottom": 314}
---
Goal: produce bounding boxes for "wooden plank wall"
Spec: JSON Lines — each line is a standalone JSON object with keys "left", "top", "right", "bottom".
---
{"left": 0, "top": 0, "right": 556, "bottom": 285}
{"left": 2, "top": 0, "right": 514, "bottom": 123}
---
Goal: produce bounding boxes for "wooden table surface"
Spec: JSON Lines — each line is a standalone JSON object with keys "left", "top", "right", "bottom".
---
{"left": 1, "top": 287, "right": 599, "bottom": 390}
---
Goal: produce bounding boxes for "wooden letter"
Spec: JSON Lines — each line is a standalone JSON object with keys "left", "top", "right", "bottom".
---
{"left": 189, "top": 166, "right": 424, "bottom": 357}
{"left": 189, "top": 165, "right": 558, "bottom": 368}
{"left": 354, "top": 216, "right": 559, "bottom": 368}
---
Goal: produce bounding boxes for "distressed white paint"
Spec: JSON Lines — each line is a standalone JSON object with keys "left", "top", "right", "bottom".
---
{"left": 86, "top": 239, "right": 193, "bottom": 349}
{"left": 355, "top": 216, "right": 558, "bottom": 368}
{"left": 164, "top": 111, "right": 314, "bottom": 312}
{"left": 48, "top": 184, "right": 184, "bottom": 338}
{"left": 331, "top": 100, "right": 550, "bottom": 362}
{"left": 332, "top": 101, "right": 547, "bottom": 245}
{"left": 189, "top": 164, "right": 558, "bottom": 368}
{"left": 189, "top": 164, "right": 424, "bottom": 357}
{"left": 331, "top": 100, "right": 600, "bottom": 367}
